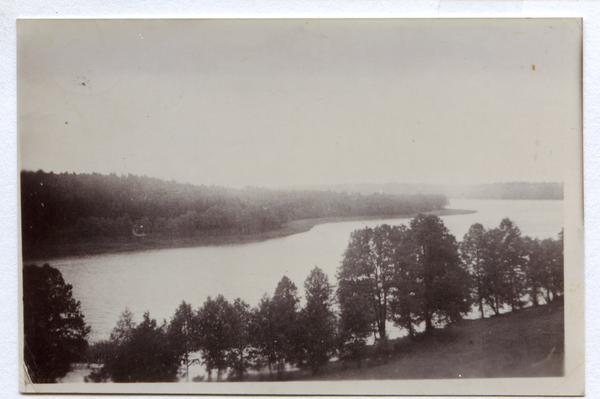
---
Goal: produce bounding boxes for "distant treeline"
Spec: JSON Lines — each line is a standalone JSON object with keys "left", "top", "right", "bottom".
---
{"left": 20, "top": 170, "right": 448, "bottom": 258}
{"left": 287, "top": 182, "right": 564, "bottom": 200}
{"left": 453, "top": 182, "right": 564, "bottom": 200}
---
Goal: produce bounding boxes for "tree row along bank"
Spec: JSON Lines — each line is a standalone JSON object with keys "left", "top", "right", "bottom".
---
{"left": 20, "top": 170, "right": 451, "bottom": 261}
{"left": 23, "top": 214, "right": 564, "bottom": 383}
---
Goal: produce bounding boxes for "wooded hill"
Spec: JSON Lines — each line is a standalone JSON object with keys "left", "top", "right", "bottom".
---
{"left": 20, "top": 170, "right": 448, "bottom": 259}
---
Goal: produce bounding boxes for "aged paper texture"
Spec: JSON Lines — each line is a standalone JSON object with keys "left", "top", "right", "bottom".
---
{"left": 17, "top": 18, "right": 583, "bottom": 395}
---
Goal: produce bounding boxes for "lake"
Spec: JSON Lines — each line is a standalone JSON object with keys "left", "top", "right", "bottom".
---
{"left": 36, "top": 199, "right": 564, "bottom": 342}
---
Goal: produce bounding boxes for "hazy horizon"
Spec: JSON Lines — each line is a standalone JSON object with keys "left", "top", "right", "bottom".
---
{"left": 19, "top": 167, "right": 564, "bottom": 191}
{"left": 18, "top": 19, "right": 581, "bottom": 189}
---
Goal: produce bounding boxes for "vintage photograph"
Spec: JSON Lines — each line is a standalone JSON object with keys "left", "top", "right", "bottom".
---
{"left": 17, "top": 19, "right": 583, "bottom": 395}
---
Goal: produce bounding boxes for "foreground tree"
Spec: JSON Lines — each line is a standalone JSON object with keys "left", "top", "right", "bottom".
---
{"left": 23, "top": 263, "right": 90, "bottom": 383}
{"left": 460, "top": 223, "right": 489, "bottom": 318}
{"left": 269, "top": 276, "right": 302, "bottom": 377}
{"left": 85, "top": 308, "right": 135, "bottom": 382}
{"left": 197, "top": 295, "right": 231, "bottom": 381}
{"left": 338, "top": 224, "right": 420, "bottom": 366}
{"left": 225, "top": 298, "right": 253, "bottom": 381}
{"left": 521, "top": 236, "right": 545, "bottom": 306}
{"left": 497, "top": 218, "right": 527, "bottom": 310}
{"left": 410, "top": 214, "right": 470, "bottom": 332}
{"left": 387, "top": 225, "right": 420, "bottom": 337}
{"left": 110, "top": 307, "right": 136, "bottom": 344}
{"left": 89, "top": 310, "right": 180, "bottom": 382}
{"left": 522, "top": 231, "right": 564, "bottom": 305}
{"left": 337, "top": 226, "right": 394, "bottom": 343}
{"left": 299, "top": 267, "right": 337, "bottom": 375}
{"left": 249, "top": 295, "right": 278, "bottom": 376}
{"left": 167, "top": 301, "right": 199, "bottom": 381}
{"left": 337, "top": 279, "right": 372, "bottom": 368}
{"left": 548, "top": 229, "right": 565, "bottom": 301}
{"left": 117, "top": 312, "right": 180, "bottom": 382}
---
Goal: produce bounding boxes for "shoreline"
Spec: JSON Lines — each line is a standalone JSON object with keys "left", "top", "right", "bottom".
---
{"left": 23, "top": 208, "right": 476, "bottom": 262}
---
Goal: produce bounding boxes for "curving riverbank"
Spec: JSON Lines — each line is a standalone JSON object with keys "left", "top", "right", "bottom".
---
{"left": 23, "top": 208, "right": 475, "bottom": 262}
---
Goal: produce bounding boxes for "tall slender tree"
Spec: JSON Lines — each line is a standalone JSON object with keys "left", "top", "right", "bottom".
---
{"left": 336, "top": 274, "right": 372, "bottom": 368}
{"left": 299, "top": 267, "right": 337, "bottom": 375}
{"left": 460, "top": 223, "right": 489, "bottom": 318}
{"left": 388, "top": 225, "right": 420, "bottom": 337}
{"left": 197, "top": 295, "right": 231, "bottom": 381}
{"left": 337, "top": 226, "right": 394, "bottom": 343}
{"left": 249, "top": 295, "right": 278, "bottom": 376}
{"left": 522, "top": 231, "right": 564, "bottom": 305}
{"left": 109, "top": 308, "right": 135, "bottom": 344}
{"left": 549, "top": 229, "right": 565, "bottom": 301}
{"left": 521, "top": 236, "right": 545, "bottom": 306}
{"left": 167, "top": 301, "right": 199, "bottom": 381}
{"left": 497, "top": 218, "right": 526, "bottom": 310}
{"left": 270, "top": 276, "right": 301, "bottom": 377}
{"left": 225, "top": 298, "right": 252, "bottom": 381}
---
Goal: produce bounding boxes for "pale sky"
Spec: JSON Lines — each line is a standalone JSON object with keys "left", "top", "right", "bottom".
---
{"left": 18, "top": 19, "right": 581, "bottom": 188}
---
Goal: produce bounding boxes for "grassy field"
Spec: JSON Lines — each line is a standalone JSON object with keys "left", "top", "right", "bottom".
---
{"left": 24, "top": 208, "right": 475, "bottom": 261}
{"left": 307, "top": 302, "right": 564, "bottom": 381}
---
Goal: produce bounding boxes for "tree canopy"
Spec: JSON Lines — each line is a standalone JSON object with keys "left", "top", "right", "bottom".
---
{"left": 460, "top": 223, "right": 489, "bottom": 318}
{"left": 23, "top": 263, "right": 90, "bottom": 383}
{"left": 338, "top": 216, "right": 471, "bottom": 343}
{"left": 409, "top": 214, "right": 471, "bottom": 332}
{"left": 337, "top": 226, "right": 396, "bottom": 343}
{"left": 87, "top": 310, "right": 180, "bottom": 382}
{"left": 269, "top": 276, "right": 302, "bottom": 376}
{"left": 167, "top": 301, "right": 199, "bottom": 381}
{"left": 197, "top": 295, "right": 232, "bottom": 381}
{"left": 459, "top": 220, "right": 564, "bottom": 317}
{"left": 298, "top": 267, "right": 337, "bottom": 375}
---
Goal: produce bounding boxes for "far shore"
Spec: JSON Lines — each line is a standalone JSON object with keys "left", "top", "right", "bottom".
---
{"left": 23, "top": 208, "right": 476, "bottom": 262}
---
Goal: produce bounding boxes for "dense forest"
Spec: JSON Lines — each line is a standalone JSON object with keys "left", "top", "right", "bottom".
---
{"left": 23, "top": 215, "right": 564, "bottom": 383}
{"left": 288, "top": 182, "right": 564, "bottom": 200}
{"left": 20, "top": 170, "right": 448, "bottom": 259}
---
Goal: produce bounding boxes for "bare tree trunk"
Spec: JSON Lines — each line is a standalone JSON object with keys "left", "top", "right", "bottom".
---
{"left": 493, "top": 296, "right": 500, "bottom": 315}
{"left": 425, "top": 313, "right": 433, "bottom": 333}
{"left": 378, "top": 320, "right": 386, "bottom": 342}
{"left": 531, "top": 284, "right": 539, "bottom": 306}
{"left": 479, "top": 295, "right": 485, "bottom": 319}
{"left": 268, "top": 361, "right": 273, "bottom": 379}
{"left": 185, "top": 352, "right": 189, "bottom": 382}
{"left": 406, "top": 305, "right": 414, "bottom": 338}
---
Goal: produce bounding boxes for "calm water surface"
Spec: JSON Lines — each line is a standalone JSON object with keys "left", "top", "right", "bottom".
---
{"left": 40, "top": 199, "right": 563, "bottom": 341}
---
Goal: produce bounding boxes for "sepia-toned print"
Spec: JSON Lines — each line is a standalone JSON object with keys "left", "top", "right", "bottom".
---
{"left": 17, "top": 18, "right": 583, "bottom": 395}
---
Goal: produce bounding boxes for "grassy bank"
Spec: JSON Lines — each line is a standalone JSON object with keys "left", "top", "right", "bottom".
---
{"left": 63, "top": 301, "right": 562, "bottom": 383}
{"left": 308, "top": 302, "right": 564, "bottom": 380}
{"left": 24, "top": 208, "right": 475, "bottom": 262}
